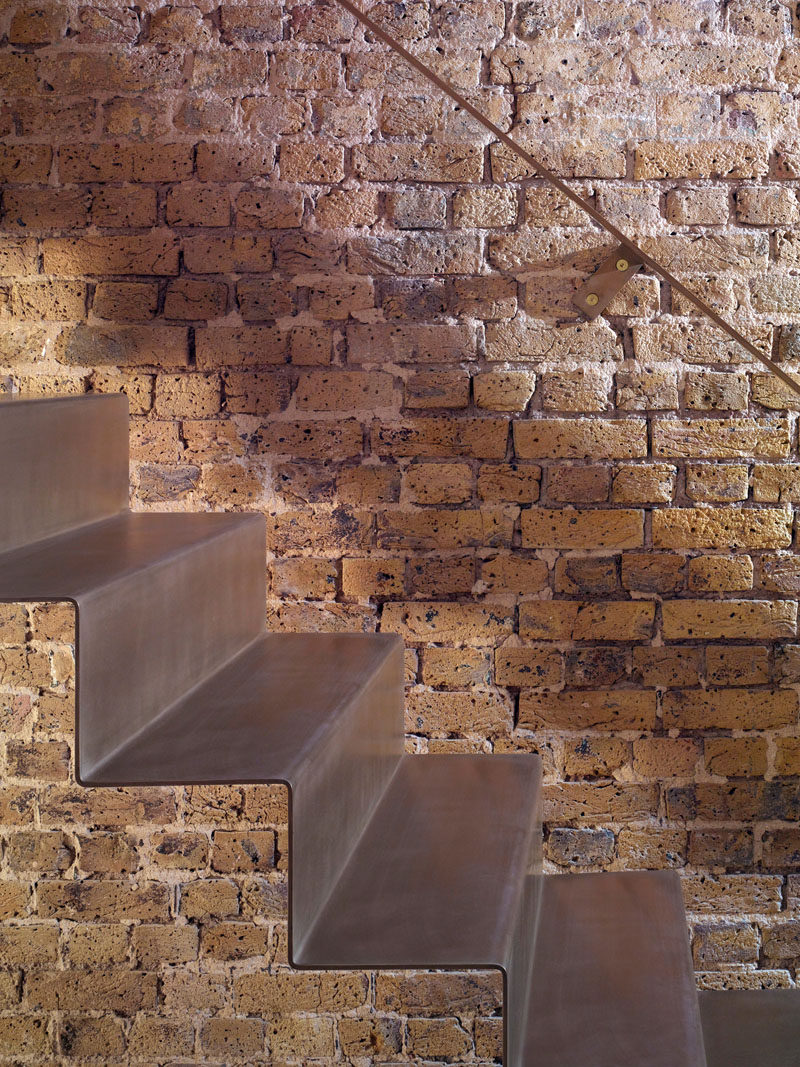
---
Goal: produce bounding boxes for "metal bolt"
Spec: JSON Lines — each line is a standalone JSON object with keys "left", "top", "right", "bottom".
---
{"left": 616, "top": 258, "right": 630, "bottom": 272}
{"left": 586, "top": 293, "right": 599, "bottom": 307}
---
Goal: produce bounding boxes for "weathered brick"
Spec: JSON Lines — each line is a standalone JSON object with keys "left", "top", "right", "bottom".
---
{"left": 521, "top": 690, "right": 656, "bottom": 731}
{"left": 515, "top": 419, "right": 647, "bottom": 459}
{"left": 521, "top": 601, "right": 655, "bottom": 642}
{"left": 653, "top": 508, "right": 792, "bottom": 549}
{"left": 524, "top": 504, "right": 642, "bottom": 548}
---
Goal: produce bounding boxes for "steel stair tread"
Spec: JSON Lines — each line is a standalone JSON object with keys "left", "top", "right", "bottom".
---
{"left": 523, "top": 870, "right": 705, "bottom": 1066}
{"left": 84, "top": 632, "right": 402, "bottom": 785}
{"left": 700, "top": 990, "right": 800, "bottom": 1066}
{"left": 0, "top": 511, "right": 263, "bottom": 601}
{"left": 295, "top": 752, "right": 541, "bottom": 969}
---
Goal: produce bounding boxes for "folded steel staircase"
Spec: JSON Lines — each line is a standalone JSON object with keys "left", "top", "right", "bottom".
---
{"left": 2, "top": 393, "right": 798, "bottom": 1065}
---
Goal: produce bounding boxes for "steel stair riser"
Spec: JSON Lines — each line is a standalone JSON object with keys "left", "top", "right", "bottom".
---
{"left": 289, "top": 636, "right": 405, "bottom": 957}
{"left": 77, "top": 516, "right": 266, "bottom": 777}
{"left": 0, "top": 394, "right": 128, "bottom": 553}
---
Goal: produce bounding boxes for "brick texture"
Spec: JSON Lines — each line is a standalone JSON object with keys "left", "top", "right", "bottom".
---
{"left": 2, "top": 0, "right": 800, "bottom": 1057}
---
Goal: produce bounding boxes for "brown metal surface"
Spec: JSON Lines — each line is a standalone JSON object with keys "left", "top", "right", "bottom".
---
{"left": 0, "top": 511, "right": 266, "bottom": 776}
{"left": 524, "top": 870, "right": 706, "bottom": 1065}
{"left": 700, "top": 990, "right": 800, "bottom": 1066}
{"left": 573, "top": 244, "right": 644, "bottom": 319}
{"left": 332, "top": 0, "right": 800, "bottom": 401}
{"left": 0, "top": 394, "right": 128, "bottom": 553}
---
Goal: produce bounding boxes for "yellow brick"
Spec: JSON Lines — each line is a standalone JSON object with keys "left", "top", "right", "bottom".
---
{"left": 664, "top": 688, "right": 797, "bottom": 730}
{"left": 653, "top": 418, "right": 790, "bottom": 459}
{"left": 611, "top": 463, "right": 676, "bottom": 504}
{"left": 662, "top": 599, "right": 797, "bottom": 641}
{"left": 403, "top": 463, "right": 473, "bottom": 505}
{"left": 382, "top": 602, "right": 514, "bottom": 644}
{"left": 520, "top": 601, "right": 655, "bottom": 641}
{"left": 653, "top": 508, "right": 792, "bottom": 549}
{"left": 688, "top": 554, "right": 753, "bottom": 592}
{"left": 514, "top": 418, "right": 647, "bottom": 459}
{"left": 494, "top": 647, "right": 563, "bottom": 687}
{"left": 521, "top": 508, "right": 643, "bottom": 549}
{"left": 479, "top": 555, "right": 548, "bottom": 594}
{"left": 521, "top": 690, "right": 656, "bottom": 730}
{"left": 421, "top": 648, "right": 491, "bottom": 688}
{"left": 406, "top": 688, "right": 512, "bottom": 736}
{"left": 705, "top": 738, "right": 768, "bottom": 778}
{"left": 632, "top": 738, "right": 700, "bottom": 778}
{"left": 341, "top": 558, "right": 404, "bottom": 599}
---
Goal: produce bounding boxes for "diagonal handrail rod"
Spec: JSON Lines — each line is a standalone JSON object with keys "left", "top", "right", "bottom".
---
{"left": 332, "top": 0, "right": 800, "bottom": 400}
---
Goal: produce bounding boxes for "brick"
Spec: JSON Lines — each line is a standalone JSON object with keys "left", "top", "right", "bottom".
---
{"left": 165, "top": 279, "right": 228, "bottom": 320}
{"left": 611, "top": 463, "right": 677, "bottom": 504}
{"left": 349, "top": 323, "right": 476, "bottom": 364}
{"left": 155, "top": 374, "right": 220, "bottom": 418}
{"left": 664, "top": 688, "right": 796, "bottom": 730}
{"left": 376, "top": 971, "right": 500, "bottom": 1015}
{"left": 406, "top": 688, "right": 512, "bottom": 736}
{"left": 546, "top": 827, "right": 615, "bottom": 868}
{"left": 0, "top": 1016, "right": 50, "bottom": 1057}
{"left": 474, "top": 371, "right": 536, "bottom": 412}
{"left": 665, "top": 187, "right": 729, "bottom": 225}
{"left": 196, "top": 141, "right": 275, "bottom": 183}
{"left": 515, "top": 419, "right": 647, "bottom": 459}
{"left": 707, "top": 645, "right": 771, "bottom": 686}
{"left": 251, "top": 420, "right": 363, "bottom": 459}
{"left": 212, "top": 830, "right": 276, "bottom": 873}
{"left": 377, "top": 508, "right": 513, "bottom": 550}
{"left": 222, "top": 371, "right": 290, "bottom": 415}
{"left": 383, "top": 602, "right": 513, "bottom": 644}
{"left": 521, "top": 690, "right": 656, "bottom": 730}
{"left": 375, "top": 418, "right": 506, "bottom": 459}
{"left": 280, "top": 142, "right": 345, "bottom": 183}
{"left": 454, "top": 186, "right": 517, "bottom": 227}
{"left": 0, "top": 145, "right": 51, "bottom": 183}
{"left": 653, "top": 508, "right": 792, "bottom": 550}
{"left": 480, "top": 555, "right": 549, "bottom": 595}
{"left": 59, "top": 1016, "right": 126, "bottom": 1058}
{"left": 236, "top": 971, "right": 368, "bottom": 1013}
{"left": 776, "top": 738, "right": 800, "bottom": 775}
{"left": 685, "top": 464, "right": 749, "bottom": 503}
{"left": 201, "top": 921, "right": 272, "bottom": 960}
{"left": 407, "top": 556, "right": 476, "bottom": 597}
{"left": 520, "top": 601, "right": 654, "bottom": 642}
{"left": 689, "top": 828, "right": 755, "bottom": 870}
{"left": 556, "top": 557, "right": 620, "bottom": 596}
{"left": 201, "top": 1017, "right": 265, "bottom": 1058}
{"left": 128, "top": 1016, "right": 195, "bottom": 1059}
{"left": 274, "top": 558, "right": 338, "bottom": 599}
{"left": 180, "top": 879, "right": 240, "bottom": 920}
{"left": 132, "top": 925, "right": 199, "bottom": 967}
{"left": 494, "top": 647, "right": 563, "bottom": 688}
{"left": 296, "top": 370, "right": 394, "bottom": 411}
{"left": 705, "top": 737, "right": 768, "bottom": 778}
{"left": 635, "top": 140, "right": 768, "bottom": 179}
{"left": 521, "top": 508, "right": 643, "bottom": 549}
{"left": 565, "top": 647, "right": 628, "bottom": 688}
{"left": 77, "top": 832, "right": 139, "bottom": 874}
{"left": 478, "top": 464, "right": 541, "bottom": 503}
{"left": 544, "top": 782, "right": 658, "bottom": 823}
{"left": 405, "top": 370, "right": 471, "bottom": 409}
{"left": 403, "top": 462, "right": 472, "bottom": 505}
{"left": 663, "top": 599, "right": 796, "bottom": 641}
{"left": 688, "top": 554, "right": 753, "bottom": 592}
{"left": 27, "top": 970, "right": 157, "bottom": 1012}
{"left": 93, "top": 281, "right": 158, "bottom": 322}
{"left": 38, "top": 880, "right": 170, "bottom": 921}
{"left": 42, "top": 233, "right": 178, "bottom": 276}
{"left": 542, "top": 370, "right": 609, "bottom": 412}
{"left": 269, "top": 507, "right": 373, "bottom": 554}
{"left": 421, "top": 648, "right": 491, "bottom": 688}
{"left": 762, "top": 830, "right": 800, "bottom": 871}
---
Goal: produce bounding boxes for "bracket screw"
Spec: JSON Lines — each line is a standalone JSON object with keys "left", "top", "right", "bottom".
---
{"left": 616, "top": 258, "right": 630, "bottom": 272}
{"left": 586, "top": 293, "right": 599, "bottom": 307}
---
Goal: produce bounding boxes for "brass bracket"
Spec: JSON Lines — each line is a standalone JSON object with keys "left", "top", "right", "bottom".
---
{"left": 573, "top": 245, "right": 644, "bottom": 320}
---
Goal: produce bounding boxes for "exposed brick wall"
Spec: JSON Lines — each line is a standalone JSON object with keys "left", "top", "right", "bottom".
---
{"left": 3, "top": 0, "right": 800, "bottom": 1059}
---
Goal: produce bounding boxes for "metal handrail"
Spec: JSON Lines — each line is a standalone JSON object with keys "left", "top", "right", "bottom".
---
{"left": 332, "top": 0, "right": 800, "bottom": 400}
